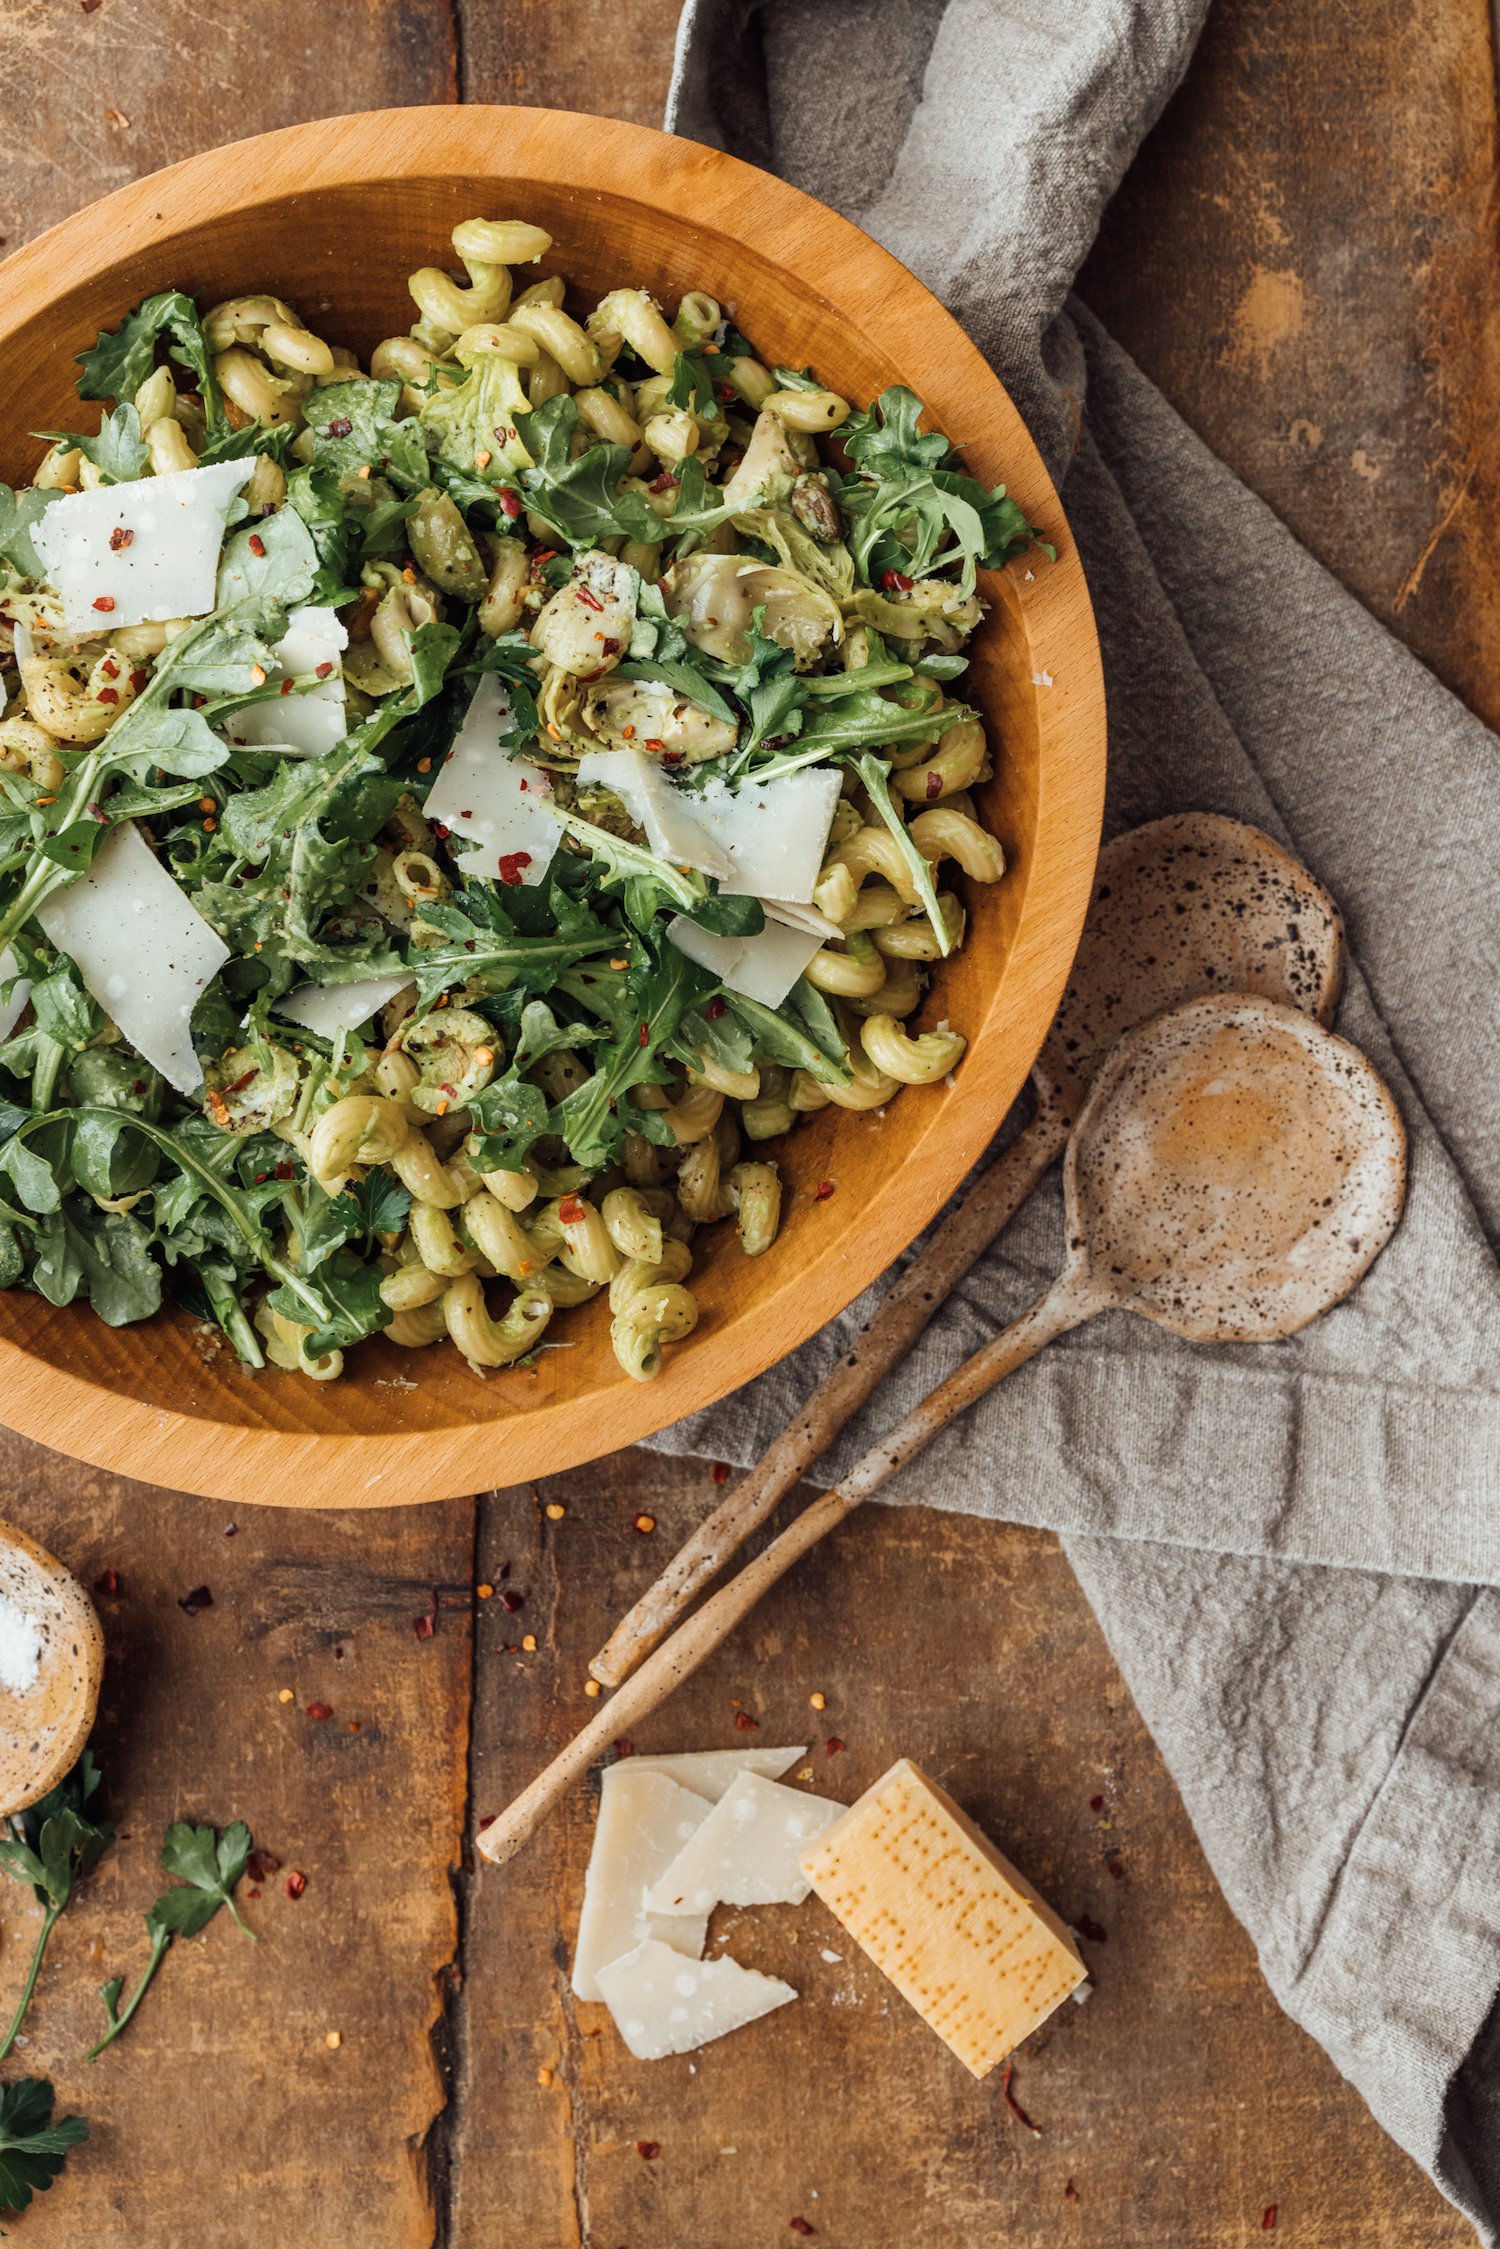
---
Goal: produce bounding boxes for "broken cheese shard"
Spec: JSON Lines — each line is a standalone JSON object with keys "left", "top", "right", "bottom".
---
{"left": 618, "top": 1746, "right": 805, "bottom": 1802}
{"left": 800, "top": 1758, "right": 1086, "bottom": 2080}
{"left": 596, "top": 1938, "right": 796, "bottom": 2060}
{"left": 645, "top": 1769, "right": 842, "bottom": 1916}
{"left": 571, "top": 1767, "right": 714, "bottom": 2003}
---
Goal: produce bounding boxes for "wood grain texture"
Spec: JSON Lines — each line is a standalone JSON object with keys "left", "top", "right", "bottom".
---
{"left": 0, "top": 1429, "right": 472, "bottom": 2246}
{"left": 446, "top": 1453, "right": 1469, "bottom": 2249}
{"left": 0, "top": 0, "right": 1487, "bottom": 2243}
{"left": 0, "top": 104, "right": 1104, "bottom": 1507}
{"left": 1080, "top": 0, "right": 1500, "bottom": 728}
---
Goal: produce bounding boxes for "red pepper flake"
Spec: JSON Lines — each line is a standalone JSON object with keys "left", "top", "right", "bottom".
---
{"left": 223, "top": 1066, "right": 257, "bottom": 1096}
{"left": 633, "top": 1513, "right": 655, "bottom": 1536}
{"left": 476, "top": 1812, "right": 497, "bottom": 1833}
{"left": 326, "top": 416, "right": 353, "bottom": 438}
{"left": 711, "top": 1461, "right": 731, "bottom": 1485}
{"left": 306, "top": 1701, "right": 333, "bottom": 1721}
{"left": 635, "top": 2141, "right": 660, "bottom": 2162}
{"left": 576, "top": 585, "right": 605, "bottom": 613}
{"left": 1089, "top": 1793, "right": 1105, "bottom": 1813}
{"left": 499, "top": 490, "right": 522, "bottom": 518}
{"left": 91, "top": 595, "right": 116, "bottom": 613}
{"left": 533, "top": 549, "right": 558, "bottom": 567}
{"left": 649, "top": 471, "right": 679, "bottom": 494}
{"left": 717, "top": 381, "right": 736, "bottom": 401}
{"left": 814, "top": 1179, "right": 836, "bottom": 1202}
{"left": 414, "top": 1607, "right": 436, "bottom": 1640}
{"left": 880, "top": 568, "right": 914, "bottom": 594}
{"left": 247, "top": 1848, "right": 281, "bottom": 1882}
{"left": 178, "top": 1585, "right": 213, "bottom": 1616}
{"left": 643, "top": 737, "right": 666, "bottom": 752}
{"left": 1001, "top": 2063, "right": 1042, "bottom": 2136}
{"left": 614, "top": 1738, "right": 635, "bottom": 1759}
{"left": 925, "top": 770, "right": 944, "bottom": 800}
{"left": 1072, "top": 1913, "right": 1108, "bottom": 1944}
{"left": 790, "top": 2223, "right": 816, "bottom": 2239}
{"left": 432, "top": 821, "right": 451, "bottom": 840}
{"left": 498, "top": 1588, "right": 524, "bottom": 1614}
{"left": 638, "top": 1024, "right": 650, "bottom": 1048}
{"left": 315, "top": 660, "right": 334, "bottom": 679}
{"left": 108, "top": 525, "right": 133, "bottom": 551}
{"left": 130, "top": 668, "right": 149, "bottom": 691}
{"left": 557, "top": 1195, "right": 586, "bottom": 1225}
{"left": 825, "top": 1736, "right": 846, "bottom": 1755}
{"left": 1262, "top": 2210, "right": 1277, "bottom": 2233}
{"left": 1063, "top": 2181, "right": 1079, "bottom": 2204}
{"left": 733, "top": 1710, "right": 760, "bottom": 1732}
{"left": 274, "top": 1160, "right": 295, "bottom": 1181}
{"left": 706, "top": 997, "right": 726, "bottom": 1019}
{"left": 248, "top": 532, "right": 267, "bottom": 558}
{"left": 283, "top": 1870, "right": 307, "bottom": 1899}
{"left": 496, "top": 850, "right": 532, "bottom": 887}
{"left": 97, "top": 687, "right": 119, "bottom": 704}
{"left": 601, "top": 635, "right": 621, "bottom": 656}
{"left": 279, "top": 677, "right": 296, "bottom": 695}
{"left": 94, "top": 1567, "right": 120, "bottom": 1596}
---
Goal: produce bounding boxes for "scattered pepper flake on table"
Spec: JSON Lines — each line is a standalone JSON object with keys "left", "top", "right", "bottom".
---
{"left": 247, "top": 1850, "right": 281, "bottom": 1883}
{"left": 1262, "top": 2208, "right": 1278, "bottom": 2232}
{"left": 537, "top": 2064, "right": 554, "bottom": 2087}
{"left": 178, "top": 1584, "right": 212, "bottom": 1616}
{"left": 1064, "top": 2180, "right": 1080, "bottom": 2203}
{"left": 633, "top": 1513, "right": 656, "bottom": 1535}
{"left": 521, "top": 1634, "right": 537, "bottom": 1652}
{"left": 733, "top": 1710, "right": 760, "bottom": 1732}
{"left": 1073, "top": 1913, "right": 1108, "bottom": 1945}
{"left": 1001, "top": 2063, "right": 1042, "bottom": 2136}
{"left": 414, "top": 1605, "right": 437, "bottom": 1640}
{"left": 94, "top": 1567, "right": 119, "bottom": 1595}
{"left": 499, "top": 1587, "right": 524, "bottom": 1614}
{"left": 813, "top": 1178, "right": 836, "bottom": 1202}
{"left": 711, "top": 1461, "right": 731, "bottom": 1485}
{"left": 636, "top": 2140, "right": 660, "bottom": 2161}
{"left": 325, "top": 2030, "right": 342, "bottom": 2050}
{"left": 790, "top": 2221, "right": 817, "bottom": 2238}
{"left": 283, "top": 1870, "right": 307, "bottom": 1900}
{"left": 825, "top": 1736, "right": 846, "bottom": 1756}
{"left": 306, "top": 1702, "right": 333, "bottom": 1722}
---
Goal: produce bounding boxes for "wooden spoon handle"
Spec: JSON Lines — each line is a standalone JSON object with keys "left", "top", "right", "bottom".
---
{"left": 589, "top": 1106, "right": 1070, "bottom": 1688}
{"left": 482, "top": 1270, "right": 1095, "bottom": 1867}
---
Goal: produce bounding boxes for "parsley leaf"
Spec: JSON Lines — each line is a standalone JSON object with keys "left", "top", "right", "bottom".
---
{"left": 87, "top": 1819, "right": 257, "bottom": 2060}
{"left": 0, "top": 2078, "right": 88, "bottom": 2213}
{"left": 666, "top": 349, "right": 717, "bottom": 417}
{"left": 299, "top": 1171, "right": 412, "bottom": 1274}
{"left": 0, "top": 1752, "right": 113, "bottom": 2063}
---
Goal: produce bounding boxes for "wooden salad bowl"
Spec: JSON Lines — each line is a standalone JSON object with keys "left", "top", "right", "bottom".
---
{"left": 0, "top": 107, "right": 1105, "bottom": 1507}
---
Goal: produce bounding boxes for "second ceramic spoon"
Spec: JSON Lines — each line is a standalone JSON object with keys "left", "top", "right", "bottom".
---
{"left": 593, "top": 812, "right": 1344, "bottom": 1686}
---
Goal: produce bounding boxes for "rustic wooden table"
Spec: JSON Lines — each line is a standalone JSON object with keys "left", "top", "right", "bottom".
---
{"left": 0, "top": 3, "right": 1489, "bottom": 2243}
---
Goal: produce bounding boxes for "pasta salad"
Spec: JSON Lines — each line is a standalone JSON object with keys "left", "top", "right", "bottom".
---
{"left": 0, "top": 217, "right": 1042, "bottom": 1383}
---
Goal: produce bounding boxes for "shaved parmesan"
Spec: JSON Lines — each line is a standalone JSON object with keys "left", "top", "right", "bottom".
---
{"left": 572, "top": 1766, "right": 715, "bottom": 2003}
{"left": 694, "top": 768, "right": 842, "bottom": 903}
{"left": 577, "top": 748, "right": 731, "bottom": 877}
{"left": 621, "top": 1747, "right": 807, "bottom": 1802}
{"left": 427, "top": 676, "right": 558, "bottom": 888}
{"left": 31, "top": 460, "right": 252, "bottom": 635}
{"left": 223, "top": 605, "right": 348, "bottom": 758}
{"left": 763, "top": 898, "right": 844, "bottom": 943}
{"left": 37, "top": 822, "right": 228, "bottom": 1094}
{"left": 597, "top": 1939, "right": 797, "bottom": 2061}
{"left": 273, "top": 975, "right": 414, "bottom": 1041}
{"left": 667, "top": 914, "right": 822, "bottom": 1008}
{"left": 645, "top": 1770, "right": 842, "bottom": 1915}
{"left": 0, "top": 950, "right": 31, "bottom": 1043}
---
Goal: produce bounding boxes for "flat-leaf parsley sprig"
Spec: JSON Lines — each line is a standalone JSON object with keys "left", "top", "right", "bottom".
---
{"left": 0, "top": 1750, "right": 113, "bottom": 2063}
{"left": 87, "top": 1819, "right": 256, "bottom": 2061}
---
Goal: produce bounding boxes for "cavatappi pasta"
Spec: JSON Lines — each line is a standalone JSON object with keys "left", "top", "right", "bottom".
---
{"left": 0, "top": 218, "right": 1044, "bottom": 1384}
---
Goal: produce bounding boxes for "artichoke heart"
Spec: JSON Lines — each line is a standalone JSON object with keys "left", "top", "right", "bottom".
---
{"left": 578, "top": 674, "right": 738, "bottom": 763}
{"left": 530, "top": 550, "right": 637, "bottom": 677}
{"left": 664, "top": 550, "right": 842, "bottom": 669}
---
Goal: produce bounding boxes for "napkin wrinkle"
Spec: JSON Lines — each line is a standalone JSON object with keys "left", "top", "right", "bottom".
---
{"left": 664, "top": 2, "right": 1500, "bottom": 2233}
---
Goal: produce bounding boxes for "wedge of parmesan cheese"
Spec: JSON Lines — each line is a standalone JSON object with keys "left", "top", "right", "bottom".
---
{"left": 223, "top": 604, "right": 348, "bottom": 758}
{"left": 596, "top": 1939, "right": 797, "bottom": 2061}
{"left": 800, "top": 1759, "right": 1087, "bottom": 2079}
{"left": 37, "top": 822, "right": 229, "bottom": 1095}
{"left": 619, "top": 1746, "right": 806, "bottom": 1802}
{"left": 666, "top": 914, "right": 822, "bottom": 1008}
{"left": 31, "top": 460, "right": 253, "bottom": 635}
{"left": 693, "top": 769, "right": 843, "bottom": 903}
{"left": 576, "top": 747, "right": 732, "bottom": 878}
{"left": 645, "top": 1770, "right": 843, "bottom": 1915}
{"left": 427, "top": 676, "right": 559, "bottom": 888}
{"left": 273, "top": 975, "right": 414, "bottom": 1042}
{"left": 571, "top": 1765, "right": 716, "bottom": 2003}
{"left": 0, "top": 949, "right": 31, "bottom": 1043}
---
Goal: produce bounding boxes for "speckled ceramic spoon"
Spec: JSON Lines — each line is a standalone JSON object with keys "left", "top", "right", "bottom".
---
{"left": 485, "top": 991, "right": 1404, "bottom": 1865}
{"left": 593, "top": 814, "right": 1344, "bottom": 1688}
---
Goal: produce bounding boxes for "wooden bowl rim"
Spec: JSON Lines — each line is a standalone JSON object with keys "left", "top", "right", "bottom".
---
{"left": 0, "top": 105, "right": 1105, "bottom": 1507}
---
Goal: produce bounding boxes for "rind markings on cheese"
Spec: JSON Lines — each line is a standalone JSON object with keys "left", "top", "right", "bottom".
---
{"left": 571, "top": 1766, "right": 715, "bottom": 2004}
{"left": 223, "top": 604, "right": 349, "bottom": 759}
{"left": 37, "top": 821, "right": 230, "bottom": 1096}
{"left": 596, "top": 1937, "right": 797, "bottom": 2061}
{"left": 644, "top": 1769, "right": 842, "bottom": 1915}
{"left": 427, "top": 676, "right": 558, "bottom": 887}
{"left": 615, "top": 1746, "right": 806, "bottom": 1803}
{"left": 799, "top": 1758, "right": 1086, "bottom": 2080}
{"left": 30, "top": 460, "right": 253, "bottom": 634}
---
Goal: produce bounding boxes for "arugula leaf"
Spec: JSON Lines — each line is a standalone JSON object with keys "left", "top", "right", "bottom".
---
{"left": 0, "top": 2079, "right": 87, "bottom": 2213}
{"left": 299, "top": 1171, "right": 411, "bottom": 1273}
{"left": 0, "top": 484, "right": 62, "bottom": 578}
{"left": 306, "top": 379, "right": 429, "bottom": 487}
{"left": 853, "top": 751, "right": 952, "bottom": 956}
{"left": 724, "top": 977, "right": 852, "bottom": 1086}
{"left": 553, "top": 806, "right": 710, "bottom": 931}
{"left": 666, "top": 349, "right": 717, "bottom": 417}
{"left": 408, "top": 884, "right": 617, "bottom": 1010}
{"left": 835, "top": 385, "right": 1047, "bottom": 591}
{"left": 420, "top": 352, "right": 532, "bottom": 477}
{"left": 552, "top": 943, "right": 703, "bottom": 1165}
{"left": 284, "top": 465, "right": 358, "bottom": 604}
{"left": 35, "top": 405, "right": 147, "bottom": 484}
{"left": 0, "top": 1751, "right": 113, "bottom": 2063}
{"left": 268, "top": 1252, "right": 389, "bottom": 1354}
{"left": 839, "top": 385, "right": 951, "bottom": 478}
{"left": 729, "top": 620, "right": 806, "bottom": 755}
{"left": 76, "top": 287, "right": 224, "bottom": 435}
{"left": 88, "top": 1819, "right": 257, "bottom": 2061}
{"left": 510, "top": 400, "right": 742, "bottom": 553}
{"left": 612, "top": 658, "right": 738, "bottom": 726}
{"left": 465, "top": 1077, "right": 551, "bottom": 1174}
{"left": 215, "top": 503, "right": 318, "bottom": 609}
